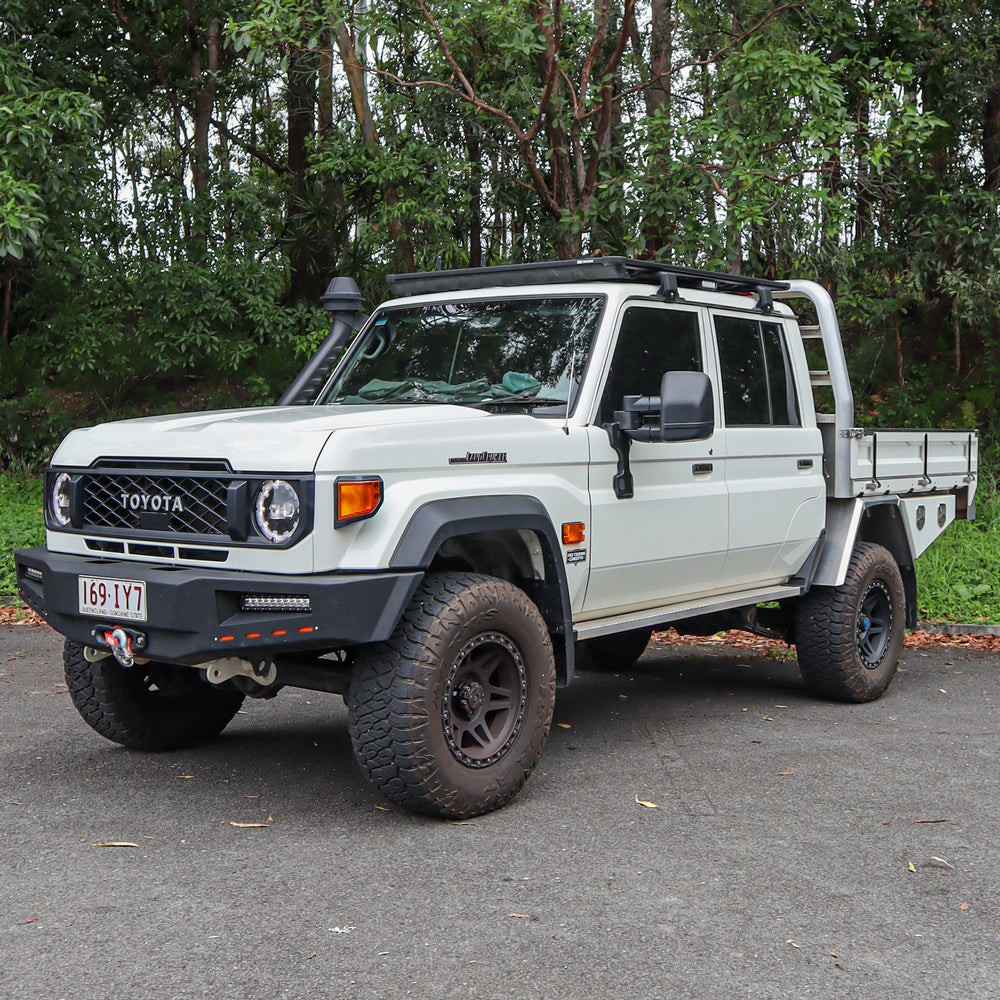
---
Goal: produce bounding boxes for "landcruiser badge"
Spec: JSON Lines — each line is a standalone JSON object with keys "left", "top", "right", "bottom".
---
{"left": 448, "top": 451, "right": 507, "bottom": 465}
{"left": 120, "top": 492, "right": 185, "bottom": 513}
{"left": 566, "top": 548, "right": 587, "bottom": 565}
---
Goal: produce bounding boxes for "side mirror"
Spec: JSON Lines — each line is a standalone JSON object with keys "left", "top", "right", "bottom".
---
{"left": 603, "top": 370, "right": 715, "bottom": 499}
{"left": 616, "top": 370, "right": 714, "bottom": 442}
{"left": 658, "top": 370, "right": 714, "bottom": 441}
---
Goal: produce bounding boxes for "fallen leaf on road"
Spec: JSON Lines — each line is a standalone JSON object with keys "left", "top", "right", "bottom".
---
{"left": 176, "top": 775, "right": 195, "bottom": 779}
{"left": 762, "top": 715, "right": 774, "bottom": 722}
{"left": 556, "top": 723, "right": 572, "bottom": 729}
{"left": 786, "top": 940, "right": 799, "bottom": 948}
{"left": 228, "top": 822, "right": 270, "bottom": 828}
{"left": 908, "top": 862, "right": 917, "bottom": 872}
{"left": 21, "top": 918, "right": 38, "bottom": 925}
{"left": 932, "top": 856, "right": 955, "bottom": 869}
{"left": 307, "top": 951, "right": 317, "bottom": 959}
{"left": 635, "top": 795, "right": 660, "bottom": 809}
{"left": 92, "top": 841, "right": 139, "bottom": 848}
{"left": 508, "top": 913, "right": 532, "bottom": 919}
{"left": 830, "top": 951, "right": 839, "bottom": 958}
{"left": 960, "top": 902, "right": 970, "bottom": 911}
{"left": 939, "top": 688, "right": 946, "bottom": 694}
{"left": 778, "top": 771, "right": 795, "bottom": 776}
{"left": 914, "top": 819, "right": 947, "bottom": 824}
{"left": 329, "top": 925, "right": 355, "bottom": 934}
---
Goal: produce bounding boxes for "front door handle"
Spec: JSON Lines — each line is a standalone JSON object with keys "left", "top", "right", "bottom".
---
{"left": 692, "top": 463, "right": 713, "bottom": 475}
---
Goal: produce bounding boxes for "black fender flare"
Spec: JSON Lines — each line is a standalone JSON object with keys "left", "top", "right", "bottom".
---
{"left": 390, "top": 495, "right": 576, "bottom": 683}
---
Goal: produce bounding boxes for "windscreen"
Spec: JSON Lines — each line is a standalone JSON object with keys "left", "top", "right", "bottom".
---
{"left": 318, "top": 296, "right": 604, "bottom": 415}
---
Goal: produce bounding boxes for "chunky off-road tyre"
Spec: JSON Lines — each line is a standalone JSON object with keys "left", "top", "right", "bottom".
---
{"left": 578, "top": 626, "right": 653, "bottom": 672}
{"left": 795, "top": 542, "right": 905, "bottom": 703}
{"left": 64, "top": 640, "right": 245, "bottom": 750}
{"left": 347, "top": 572, "right": 556, "bottom": 819}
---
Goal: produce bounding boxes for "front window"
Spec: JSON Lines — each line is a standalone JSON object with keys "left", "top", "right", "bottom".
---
{"left": 317, "top": 296, "right": 604, "bottom": 416}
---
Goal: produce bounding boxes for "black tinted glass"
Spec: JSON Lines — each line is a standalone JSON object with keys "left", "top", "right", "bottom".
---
{"left": 715, "top": 315, "right": 769, "bottom": 425}
{"left": 600, "top": 307, "right": 701, "bottom": 424}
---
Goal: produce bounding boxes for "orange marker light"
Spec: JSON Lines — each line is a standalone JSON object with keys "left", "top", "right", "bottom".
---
{"left": 562, "top": 522, "right": 586, "bottom": 545}
{"left": 336, "top": 477, "right": 384, "bottom": 526}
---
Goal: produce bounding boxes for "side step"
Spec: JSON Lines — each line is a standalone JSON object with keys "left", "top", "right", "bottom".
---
{"left": 574, "top": 584, "right": 803, "bottom": 642}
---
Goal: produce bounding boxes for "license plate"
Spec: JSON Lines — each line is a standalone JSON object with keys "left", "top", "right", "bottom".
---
{"left": 79, "top": 576, "right": 147, "bottom": 622}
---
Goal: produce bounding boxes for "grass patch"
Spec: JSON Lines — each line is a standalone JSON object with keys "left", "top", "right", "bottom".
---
{"left": 917, "top": 491, "right": 1000, "bottom": 624}
{"left": 0, "top": 473, "right": 45, "bottom": 596}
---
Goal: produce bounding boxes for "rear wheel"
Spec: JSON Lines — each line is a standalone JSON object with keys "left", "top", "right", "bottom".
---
{"left": 578, "top": 626, "right": 653, "bottom": 672}
{"left": 64, "top": 640, "right": 244, "bottom": 750}
{"left": 795, "top": 542, "right": 905, "bottom": 703}
{"left": 348, "top": 572, "right": 555, "bottom": 819}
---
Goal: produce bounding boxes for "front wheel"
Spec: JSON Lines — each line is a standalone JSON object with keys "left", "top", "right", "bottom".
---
{"left": 795, "top": 542, "right": 905, "bottom": 703}
{"left": 64, "top": 640, "right": 245, "bottom": 750}
{"left": 347, "top": 572, "right": 556, "bottom": 819}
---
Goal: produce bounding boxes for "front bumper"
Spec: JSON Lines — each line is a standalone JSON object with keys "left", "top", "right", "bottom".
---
{"left": 15, "top": 547, "right": 423, "bottom": 666}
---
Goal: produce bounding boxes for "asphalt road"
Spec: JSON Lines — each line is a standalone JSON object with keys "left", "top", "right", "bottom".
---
{"left": 2, "top": 624, "right": 998, "bottom": 1000}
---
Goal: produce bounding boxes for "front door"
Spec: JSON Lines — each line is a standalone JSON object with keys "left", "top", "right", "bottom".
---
{"left": 582, "top": 304, "right": 728, "bottom": 618}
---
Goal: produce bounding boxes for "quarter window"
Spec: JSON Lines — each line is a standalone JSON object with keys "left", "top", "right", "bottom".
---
{"left": 714, "top": 316, "right": 800, "bottom": 427}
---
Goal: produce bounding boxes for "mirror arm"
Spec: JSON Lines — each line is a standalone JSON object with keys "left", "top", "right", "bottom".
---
{"left": 602, "top": 418, "right": 635, "bottom": 499}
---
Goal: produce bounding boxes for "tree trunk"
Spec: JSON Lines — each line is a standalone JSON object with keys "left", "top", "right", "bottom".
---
{"left": 318, "top": 34, "right": 334, "bottom": 136}
{"left": 984, "top": 84, "right": 1000, "bottom": 191}
{"left": 641, "top": 0, "right": 673, "bottom": 255}
{"left": 190, "top": 15, "right": 219, "bottom": 261}
{"left": 191, "top": 16, "right": 219, "bottom": 201}
{"left": 335, "top": 20, "right": 415, "bottom": 271}
{"left": 466, "top": 127, "right": 483, "bottom": 267}
{"left": 286, "top": 47, "right": 317, "bottom": 303}
{"left": 1, "top": 260, "right": 13, "bottom": 352}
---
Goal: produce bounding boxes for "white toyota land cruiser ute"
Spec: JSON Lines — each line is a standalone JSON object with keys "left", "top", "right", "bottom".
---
{"left": 16, "top": 258, "right": 979, "bottom": 818}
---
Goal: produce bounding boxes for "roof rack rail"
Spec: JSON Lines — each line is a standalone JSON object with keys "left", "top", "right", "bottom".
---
{"left": 386, "top": 256, "right": 789, "bottom": 297}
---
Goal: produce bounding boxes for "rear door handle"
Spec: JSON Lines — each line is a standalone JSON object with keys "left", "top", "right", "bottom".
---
{"left": 797, "top": 458, "right": 813, "bottom": 470}
{"left": 692, "top": 463, "right": 713, "bottom": 475}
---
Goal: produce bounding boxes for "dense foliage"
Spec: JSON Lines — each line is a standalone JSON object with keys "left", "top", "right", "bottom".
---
{"left": 1, "top": 0, "right": 999, "bottom": 468}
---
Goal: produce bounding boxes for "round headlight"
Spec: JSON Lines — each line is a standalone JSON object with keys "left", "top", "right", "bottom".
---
{"left": 254, "top": 480, "right": 300, "bottom": 543}
{"left": 51, "top": 472, "right": 72, "bottom": 527}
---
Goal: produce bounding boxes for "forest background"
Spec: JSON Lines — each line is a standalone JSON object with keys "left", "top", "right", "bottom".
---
{"left": 1, "top": 0, "right": 998, "bottom": 617}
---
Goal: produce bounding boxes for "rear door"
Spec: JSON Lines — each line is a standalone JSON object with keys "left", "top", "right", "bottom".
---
{"left": 711, "top": 313, "right": 824, "bottom": 588}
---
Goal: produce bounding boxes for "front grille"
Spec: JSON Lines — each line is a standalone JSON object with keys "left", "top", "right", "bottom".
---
{"left": 82, "top": 474, "right": 229, "bottom": 536}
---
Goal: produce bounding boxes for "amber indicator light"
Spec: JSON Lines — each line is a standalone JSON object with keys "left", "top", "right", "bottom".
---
{"left": 562, "top": 522, "right": 586, "bottom": 545}
{"left": 336, "top": 478, "right": 383, "bottom": 526}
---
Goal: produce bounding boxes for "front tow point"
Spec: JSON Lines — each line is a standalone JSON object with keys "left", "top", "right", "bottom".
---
{"left": 105, "top": 627, "right": 139, "bottom": 668}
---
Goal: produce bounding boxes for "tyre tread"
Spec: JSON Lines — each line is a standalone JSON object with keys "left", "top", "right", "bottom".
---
{"left": 63, "top": 641, "right": 244, "bottom": 750}
{"left": 348, "top": 572, "right": 555, "bottom": 818}
{"left": 795, "top": 542, "right": 905, "bottom": 703}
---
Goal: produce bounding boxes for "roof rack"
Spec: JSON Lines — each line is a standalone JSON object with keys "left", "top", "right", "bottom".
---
{"left": 386, "top": 256, "right": 789, "bottom": 297}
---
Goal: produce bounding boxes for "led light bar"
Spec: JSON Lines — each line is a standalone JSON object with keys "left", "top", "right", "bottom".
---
{"left": 23, "top": 566, "right": 44, "bottom": 582}
{"left": 241, "top": 594, "right": 311, "bottom": 613}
